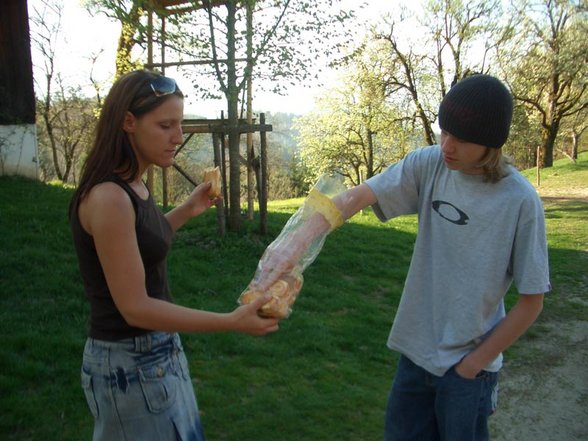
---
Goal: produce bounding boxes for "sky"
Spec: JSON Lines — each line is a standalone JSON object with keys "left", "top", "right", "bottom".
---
{"left": 28, "top": 0, "right": 415, "bottom": 117}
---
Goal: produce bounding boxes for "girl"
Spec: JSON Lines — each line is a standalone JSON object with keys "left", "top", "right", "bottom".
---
{"left": 69, "top": 70, "right": 279, "bottom": 441}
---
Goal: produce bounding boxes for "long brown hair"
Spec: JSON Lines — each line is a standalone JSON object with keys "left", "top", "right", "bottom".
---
{"left": 69, "top": 70, "right": 183, "bottom": 217}
{"left": 478, "top": 148, "right": 513, "bottom": 183}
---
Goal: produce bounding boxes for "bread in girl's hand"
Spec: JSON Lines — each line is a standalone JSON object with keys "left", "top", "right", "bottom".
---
{"left": 239, "top": 273, "right": 303, "bottom": 319}
{"left": 203, "top": 166, "right": 222, "bottom": 198}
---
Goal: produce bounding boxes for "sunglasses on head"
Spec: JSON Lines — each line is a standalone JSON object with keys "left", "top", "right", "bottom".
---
{"left": 150, "top": 76, "right": 178, "bottom": 97}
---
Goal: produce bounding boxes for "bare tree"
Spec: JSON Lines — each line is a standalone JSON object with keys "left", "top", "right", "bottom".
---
{"left": 374, "top": 20, "right": 437, "bottom": 146}
{"left": 84, "top": 0, "right": 146, "bottom": 77}
{"left": 83, "top": 0, "right": 357, "bottom": 231}
{"left": 30, "top": 0, "right": 98, "bottom": 183}
{"left": 370, "top": 0, "right": 504, "bottom": 147}
{"left": 500, "top": 0, "right": 588, "bottom": 167}
{"left": 424, "top": 0, "right": 503, "bottom": 92}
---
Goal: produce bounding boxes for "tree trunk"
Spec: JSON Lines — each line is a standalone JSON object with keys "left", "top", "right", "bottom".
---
{"left": 259, "top": 113, "right": 268, "bottom": 235}
{"left": 246, "top": 3, "right": 254, "bottom": 220}
{"left": 540, "top": 121, "right": 558, "bottom": 168}
{"left": 226, "top": 1, "right": 241, "bottom": 231}
{"left": 366, "top": 128, "right": 375, "bottom": 178}
{"left": 115, "top": 2, "right": 142, "bottom": 77}
{"left": 571, "top": 128, "right": 584, "bottom": 161}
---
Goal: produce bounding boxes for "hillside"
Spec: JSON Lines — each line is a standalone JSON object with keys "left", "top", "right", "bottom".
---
{"left": 0, "top": 151, "right": 586, "bottom": 441}
{"left": 490, "top": 151, "right": 588, "bottom": 441}
{"left": 522, "top": 150, "right": 588, "bottom": 201}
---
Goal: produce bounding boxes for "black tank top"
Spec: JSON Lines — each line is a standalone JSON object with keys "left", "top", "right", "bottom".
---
{"left": 70, "top": 176, "right": 174, "bottom": 340}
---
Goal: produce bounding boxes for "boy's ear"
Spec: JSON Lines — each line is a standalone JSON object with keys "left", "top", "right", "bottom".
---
{"left": 122, "top": 111, "right": 136, "bottom": 133}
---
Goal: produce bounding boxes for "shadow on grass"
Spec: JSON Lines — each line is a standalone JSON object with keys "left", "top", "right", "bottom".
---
{"left": 1, "top": 175, "right": 586, "bottom": 441}
{"left": 0, "top": 176, "right": 411, "bottom": 441}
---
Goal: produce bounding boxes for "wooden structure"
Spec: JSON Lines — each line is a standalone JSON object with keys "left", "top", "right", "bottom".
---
{"left": 174, "top": 116, "right": 272, "bottom": 236}
{"left": 145, "top": 1, "right": 271, "bottom": 234}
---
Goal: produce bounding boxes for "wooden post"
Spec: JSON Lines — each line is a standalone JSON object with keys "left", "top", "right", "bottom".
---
{"left": 259, "top": 113, "right": 268, "bottom": 234}
{"left": 146, "top": 9, "right": 154, "bottom": 193}
{"left": 220, "top": 112, "right": 230, "bottom": 222}
{"left": 536, "top": 145, "right": 541, "bottom": 187}
{"left": 212, "top": 133, "right": 226, "bottom": 236}
{"left": 161, "top": 16, "right": 169, "bottom": 209}
{"left": 245, "top": 2, "right": 254, "bottom": 220}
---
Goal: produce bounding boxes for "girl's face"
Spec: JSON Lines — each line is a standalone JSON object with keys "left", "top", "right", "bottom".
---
{"left": 439, "top": 130, "right": 488, "bottom": 175}
{"left": 123, "top": 95, "right": 184, "bottom": 175}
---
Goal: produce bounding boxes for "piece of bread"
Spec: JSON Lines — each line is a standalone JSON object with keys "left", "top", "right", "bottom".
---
{"left": 240, "top": 274, "right": 303, "bottom": 319}
{"left": 203, "top": 166, "right": 222, "bottom": 198}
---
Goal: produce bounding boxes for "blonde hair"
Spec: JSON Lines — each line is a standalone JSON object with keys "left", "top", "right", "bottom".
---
{"left": 477, "top": 148, "right": 512, "bottom": 183}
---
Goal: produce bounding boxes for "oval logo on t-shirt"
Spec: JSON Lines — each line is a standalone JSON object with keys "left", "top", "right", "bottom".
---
{"left": 432, "top": 200, "right": 469, "bottom": 225}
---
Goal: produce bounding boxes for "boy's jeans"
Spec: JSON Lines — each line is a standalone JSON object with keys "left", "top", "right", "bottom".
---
{"left": 385, "top": 355, "right": 499, "bottom": 441}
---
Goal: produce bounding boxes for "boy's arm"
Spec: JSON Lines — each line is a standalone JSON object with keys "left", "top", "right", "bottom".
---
{"left": 456, "top": 293, "right": 544, "bottom": 379}
{"left": 253, "top": 184, "right": 378, "bottom": 292}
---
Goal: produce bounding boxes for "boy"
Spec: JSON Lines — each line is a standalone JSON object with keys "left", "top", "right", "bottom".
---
{"left": 254, "top": 74, "right": 550, "bottom": 441}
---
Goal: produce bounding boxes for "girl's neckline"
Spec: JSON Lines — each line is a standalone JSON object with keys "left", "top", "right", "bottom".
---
{"left": 127, "top": 180, "right": 150, "bottom": 201}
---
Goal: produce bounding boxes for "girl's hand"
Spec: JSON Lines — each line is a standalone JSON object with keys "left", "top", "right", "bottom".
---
{"left": 182, "top": 182, "right": 222, "bottom": 218}
{"left": 165, "top": 182, "right": 222, "bottom": 232}
{"left": 230, "top": 295, "right": 280, "bottom": 336}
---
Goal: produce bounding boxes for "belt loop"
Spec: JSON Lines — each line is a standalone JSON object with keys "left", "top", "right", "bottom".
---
{"left": 134, "top": 333, "right": 152, "bottom": 353}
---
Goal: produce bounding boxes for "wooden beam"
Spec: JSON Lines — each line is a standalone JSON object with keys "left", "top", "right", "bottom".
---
{"left": 181, "top": 118, "right": 272, "bottom": 135}
{"left": 144, "top": 57, "right": 248, "bottom": 70}
{"left": 182, "top": 123, "right": 273, "bottom": 134}
{"left": 171, "top": 162, "right": 199, "bottom": 186}
{"left": 149, "top": 0, "right": 226, "bottom": 16}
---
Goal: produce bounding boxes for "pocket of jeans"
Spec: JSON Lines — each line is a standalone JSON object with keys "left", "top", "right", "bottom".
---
{"left": 81, "top": 369, "right": 99, "bottom": 418}
{"left": 138, "top": 361, "right": 178, "bottom": 414}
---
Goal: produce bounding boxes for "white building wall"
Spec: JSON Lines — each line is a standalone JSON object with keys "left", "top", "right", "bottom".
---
{"left": 0, "top": 124, "right": 38, "bottom": 179}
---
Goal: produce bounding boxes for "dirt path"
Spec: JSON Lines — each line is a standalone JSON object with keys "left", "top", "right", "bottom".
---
{"left": 489, "top": 191, "right": 588, "bottom": 441}
{"left": 489, "top": 320, "right": 588, "bottom": 440}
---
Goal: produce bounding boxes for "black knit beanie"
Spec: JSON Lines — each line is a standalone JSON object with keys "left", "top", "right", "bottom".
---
{"left": 438, "top": 74, "right": 513, "bottom": 149}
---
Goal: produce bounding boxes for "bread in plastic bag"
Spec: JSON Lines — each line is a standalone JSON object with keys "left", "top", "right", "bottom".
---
{"left": 238, "top": 175, "right": 347, "bottom": 318}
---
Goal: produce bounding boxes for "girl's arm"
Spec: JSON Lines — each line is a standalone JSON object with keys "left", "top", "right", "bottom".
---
{"left": 80, "top": 182, "right": 278, "bottom": 336}
{"left": 165, "top": 181, "right": 218, "bottom": 233}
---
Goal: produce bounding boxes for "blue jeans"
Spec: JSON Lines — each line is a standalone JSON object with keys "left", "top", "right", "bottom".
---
{"left": 385, "top": 355, "right": 499, "bottom": 441}
{"left": 81, "top": 332, "right": 206, "bottom": 441}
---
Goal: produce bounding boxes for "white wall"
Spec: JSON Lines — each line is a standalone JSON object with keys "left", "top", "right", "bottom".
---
{"left": 0, "top": 124, "right": 38, "bottom": 179}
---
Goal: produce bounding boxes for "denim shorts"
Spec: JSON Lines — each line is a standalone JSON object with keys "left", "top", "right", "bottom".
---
{"left": 81, "top": 332, "right": 206, "bottom": 441}
{"left": 385, "top": 355, "right": 499, "bottom": 441}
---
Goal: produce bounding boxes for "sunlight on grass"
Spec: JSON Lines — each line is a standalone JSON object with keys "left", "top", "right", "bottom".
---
{"left": 1, "top": 152, "right": 586, "bottom": 440}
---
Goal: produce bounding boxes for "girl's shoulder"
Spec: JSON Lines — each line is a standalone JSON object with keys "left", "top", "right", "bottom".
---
{"left": 79, "top": 181, "right": 136, "bottom": 235}
{"left": 86, "top": 180, "right": 133, "bottom": 209}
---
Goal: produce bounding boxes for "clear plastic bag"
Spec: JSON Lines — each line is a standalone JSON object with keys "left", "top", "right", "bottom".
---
{"left": 238, "top": 175, "right": 347, "bottom": 318}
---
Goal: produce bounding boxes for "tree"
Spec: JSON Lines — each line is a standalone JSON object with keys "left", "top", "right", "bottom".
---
{"left": 558, "top": 104, "right": 588, "bottom": 161}
{"left": 369, "top": 0, "right": 504, "bottom": 147}
{"left": 500, "top": 0, "right": 588, "bottom": 167}
{"left": 84, "top": 0, "right": 146, "bottom": 77}
{"left": 181, "top": 0, "right": 357, "bottom": 230}
{"left": 424, "top": 0, "right": 503, "bottom": 89}
{"left": 84, "top": 0, "right": 358, "bottom": 231}
{"left": 503, "top": 101, "right": 543, "bottom": 170}
{"left": 296, "top": 52, "right": 408, "bottom": 186}
{"left": 373, "top": 16, "right": 438, "bottom": 146}
{"left": 30, "top": 0, "right": 99, "bottom": 183}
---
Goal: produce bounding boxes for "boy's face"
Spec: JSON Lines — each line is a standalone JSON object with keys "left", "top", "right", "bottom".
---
{"left": 439, "top": 130, "right": 488, "bottom": 175}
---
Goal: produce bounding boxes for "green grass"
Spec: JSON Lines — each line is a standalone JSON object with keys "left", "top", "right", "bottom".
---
{"left": 1, "top": 152, "right": 586, "bottom": 441}
{"left": 521, "top": 150, "right": 588, "bottom": 191}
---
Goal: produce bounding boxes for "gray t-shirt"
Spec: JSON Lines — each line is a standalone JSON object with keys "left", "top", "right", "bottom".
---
{"left": 365, "top": 145, "right": 550, "bottom": 376}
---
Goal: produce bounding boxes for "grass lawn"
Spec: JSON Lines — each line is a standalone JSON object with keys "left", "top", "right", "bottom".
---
{"left": 1, "top": 151, "right": 586, "bottom": 441}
